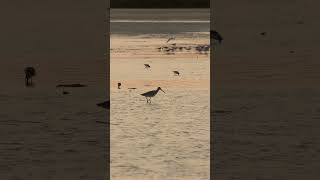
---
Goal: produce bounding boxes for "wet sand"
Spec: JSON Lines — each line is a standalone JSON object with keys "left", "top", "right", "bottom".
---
{"left": 111, "top": 9, "right": 210, "bottom": 180}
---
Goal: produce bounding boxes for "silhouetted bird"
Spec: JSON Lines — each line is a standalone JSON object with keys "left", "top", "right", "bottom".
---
{"left": 141, "top": 87, "right": 165, "bottom": 104}
{"left": 118, "top": 82, "right": 121, "bottom": 89}
{"left": 173, "top": 71, "right": 180, "bottom": 76}
{"left": 62, "top": 91, "right": 69, "bottom": 95}
{"left": 24, "top": 67, "right": 36, "bottom": 86}
{"left": 211, "top": 30, "right": 223, "bottom": 43}
{"left": 97, "top": 100, "right": 110, "bottom": 109}
{"left": 166, "top": 37, "right": 175, "bottom": 43}
{"left": 144, "top": 64, "right": 151, "bottom": 69}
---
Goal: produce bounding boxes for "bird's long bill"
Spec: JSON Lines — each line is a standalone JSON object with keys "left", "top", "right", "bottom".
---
{"left": 160, "top": 89, "right": 166, "bottom": 93}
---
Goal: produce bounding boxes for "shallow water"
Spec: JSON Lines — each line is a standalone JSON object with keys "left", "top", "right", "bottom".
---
{"left": 111, "top": 9, "right": 210, "bottom": 180}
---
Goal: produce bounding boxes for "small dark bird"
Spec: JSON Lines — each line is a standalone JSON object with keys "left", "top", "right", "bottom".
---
{"left": 62, "top": 91, "right": 69, "bottom": 95}
{"left": 118, "top": 82, "right": 121, "bottom": 89}
{"left": 211, "top": 30, "right": 223, "bottom": 43}
{"left": 166, "top": 37, "right": 175, "bottom": 43}
{"left": 24, "top": 67, "right": 36, "bottom": 86}
{"left": 173, "top": 71, "right": 180, "bottom": 76}
{"left": 144, "top": 64, "right": 151, "bottom": 69}
{"left": 97, "top": 100, "right": 110, "bottom": 109}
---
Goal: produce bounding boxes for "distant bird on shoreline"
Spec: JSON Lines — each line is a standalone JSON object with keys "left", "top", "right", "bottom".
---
{"left": 211, "top": 30, "right": 223, "bottom": 44}
{"left": 141, "top": 87, "right": 165, "bottom": 104}
{"left": 24, "top": 67, "right": 36, "bottom": 86}
{"left": 166, "top": 37, "right": 175, "bottom": 43}
{"left": 144, "top": 64, "right": 151, "bottom": 69}
{"left": 97, "top": 100, "right": 110, "bottom": 109}
{"left": 173, "top": 71, "right": 180, "bottom": 76}
{"left": 118, "top": 82, "right": 121, "bottom": 89}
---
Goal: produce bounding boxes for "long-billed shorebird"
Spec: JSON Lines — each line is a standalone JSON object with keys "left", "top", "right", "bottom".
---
{"left": 141, "top": 87, "right": 165, "bottom": 104}
{"left": 144, "top": 64, "right": 151, "bottom": 69}
{"left": 24, "top": 67, "right": 36, "bottom": 86}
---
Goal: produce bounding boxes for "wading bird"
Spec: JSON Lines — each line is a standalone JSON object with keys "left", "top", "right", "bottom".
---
{"left": 97, "top": 100, "right": 110, "bottom": 109}
{"left": 173, "top": 71, "right": 180, "bottom": 76}
{"left": 166, "top": 37, "right": 175, "bottom": 43}
{"left": 141, "top": 87, "right": 165, "bottom": 104}
{"left": 24, "top": 67, "right": 36, "bottom": 86}
{"left": 144, "top": 64, "right": 151, "bottom": 69}
{"left": 118, "top": 82, "right": 121, "bottom": 89}
{"left": 211, "top": 30, "right": 223, "bottom": 44}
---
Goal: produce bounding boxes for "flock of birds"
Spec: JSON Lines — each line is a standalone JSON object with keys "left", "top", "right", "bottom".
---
{"left": 116, "top": 30, "right": 223, "bottom": 104}
{"left": 157, "top": 43, "right": 210, "bottom": 55}
{"left": 155, "top": 32, "right": 222, "bottom": 55}
{"left": 23, "top": 30, "right": 224, "bottom": 108}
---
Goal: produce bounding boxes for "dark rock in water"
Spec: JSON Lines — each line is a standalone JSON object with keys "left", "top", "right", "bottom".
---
{"left": 297, "top": 21, "right": 304, "bottom": 24}
{"left": 260, "top": 32, "right": 266, "bottom": 36}
{"left": 56, "top": 84, "right": 88, "bottom": 88}
{"left": 97, "top": 100, "right": 110, "bottom": 109}
{"left": 96, "top": 120, "right": 108, "bottom": 124}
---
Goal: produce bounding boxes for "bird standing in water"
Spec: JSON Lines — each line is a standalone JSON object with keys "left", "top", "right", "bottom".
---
{"left": 141, "top": 87, "right": 165, "bottom": 104}
{"left": 24, "top": 67, "right": 36, "bottom": 86}
{"left": 118, "top": 82, "right": 121, "bottom": 89}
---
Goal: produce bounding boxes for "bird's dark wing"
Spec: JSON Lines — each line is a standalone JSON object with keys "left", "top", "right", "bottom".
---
{"left": 141, "top": 90, "right": 154, "bottom": 96}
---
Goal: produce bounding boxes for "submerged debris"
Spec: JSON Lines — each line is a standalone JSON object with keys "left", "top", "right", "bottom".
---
{"left": 56, "top": 84, "right": 88, "bottom": 88}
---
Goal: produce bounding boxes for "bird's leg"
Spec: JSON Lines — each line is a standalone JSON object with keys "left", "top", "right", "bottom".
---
{"left": 25, "top": 78, "right": 28, "bottom": 86}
